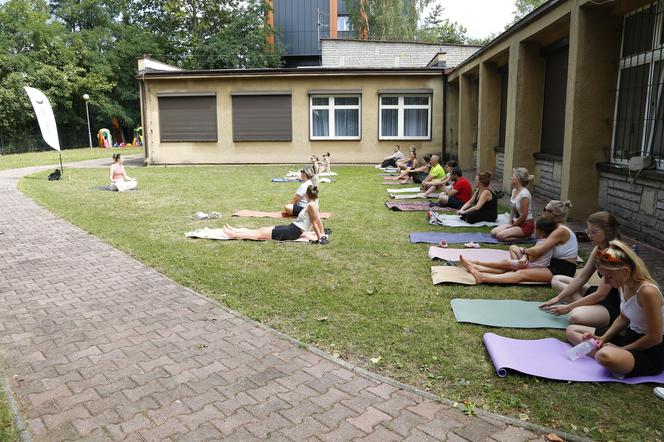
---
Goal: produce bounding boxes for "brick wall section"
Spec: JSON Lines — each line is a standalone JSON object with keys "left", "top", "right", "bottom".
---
{"left": 598, "top": 171, "right": 664, "bottom": 249}
{"left": 495, "top": 152, "right": 504, "bottom": 183}
{"left": 321, "top": 40, "right": 481, "bottom": 68}
{"left": 533, "top": 158, "right": 561, "bottom": 201}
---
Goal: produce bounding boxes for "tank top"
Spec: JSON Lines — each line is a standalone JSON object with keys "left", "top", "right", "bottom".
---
{"left": 510, "top": 187, "right": 533, "bottom": 220}
{"left": 552, "top": 225, "right": 578, "bottom": 261}
{"left": 620, "top": 283, "right": 664, "bottom": 335}
{"left": 293, "top": 202, "right": 316, "bottom": 231}
{"left": 112, "top": 164, "right": 125, "bottom": 181}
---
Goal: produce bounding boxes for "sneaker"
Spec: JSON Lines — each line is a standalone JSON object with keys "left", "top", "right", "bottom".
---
{"left": 654, "top": 387, "right": 664, "bottom": 400}
{"left": 464, "top": 242, "right": 480, "bottom": 249}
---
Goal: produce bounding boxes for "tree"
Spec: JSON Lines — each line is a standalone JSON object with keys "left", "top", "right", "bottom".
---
{"left": 417, "top": 3, "right": 468, "bottom": 44}
{"left": 512, "top": 0, "right": 546, "bottom": 23}
{"left": 344, "top": 0, "right": 432, "bottom": 41}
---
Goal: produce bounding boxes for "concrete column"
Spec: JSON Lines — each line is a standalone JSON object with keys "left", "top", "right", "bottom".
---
{"left": 560, "top": 2, "right": 622, "bottom": 219}
{"left": 458, "top": 73, "right": 477, "bottom": 168}
{"left": 503, "top": 39, "right": 546, "bottom": 192}
{"left": 445, "top": 81, "right": 459, "bottom": 159}
{"left": 477, "top": 61, "right": 501, "bottom": 174}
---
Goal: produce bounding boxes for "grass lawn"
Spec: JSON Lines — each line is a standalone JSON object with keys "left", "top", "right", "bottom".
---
{"left": 0, "top": 389, "right": 17, "bottom": 442}
{"left": 20, "top": 165, "right": 664, "bottom": 441}
{"left": 0, "top": 146, "right": 142, "bottom": 171}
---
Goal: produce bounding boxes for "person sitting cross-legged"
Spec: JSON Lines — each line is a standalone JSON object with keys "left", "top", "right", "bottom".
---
{"left": 437, "top": 166, "right": 472, "bottom": 209}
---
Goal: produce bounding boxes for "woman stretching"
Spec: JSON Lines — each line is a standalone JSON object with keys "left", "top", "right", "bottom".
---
{"left": 491, "top": 168, "right": 533, "bottom": 241}
{"left": 457, "top": 171, "right": 497, "bottom": 224}
{"left": 566, "top": 240, "right": 664, "bottom": 378}
{"left": 224, "top": 181, "right": 328, "bottom": 243}
{"left": 109, "top": 154, "right": 137, "bottom": 192}
{"left": 461, "top": 200, "right": 578, "bottom": 284}
{"left": 540, "top": 211, "right": 622, "bottom": 327}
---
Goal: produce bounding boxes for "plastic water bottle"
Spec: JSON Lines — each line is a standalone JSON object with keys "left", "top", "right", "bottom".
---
{"left": 567, "top": 340, "right": 597, "bottom": 361}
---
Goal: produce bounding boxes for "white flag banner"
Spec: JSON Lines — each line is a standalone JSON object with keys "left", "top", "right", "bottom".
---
{"left": 24, "top": 87, "right": 61, "bottom": 152}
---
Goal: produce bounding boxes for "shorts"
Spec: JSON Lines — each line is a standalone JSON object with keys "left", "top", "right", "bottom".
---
{"left": 595, "top": 327, "right": 664, "bottom": 377}
{"left": 292, "top": 204, "right": 304, "bottom": 216}
{"left": 584, "top": 286, "right": 621, "bottom": 324}
{"left": 412, "top": 172, "right": 428, "bottom": 184}
{"left": 547, "top": 258, "right": 577, "bottom": 277}
{"left": 271, "top": 223, "right": 303, "bottom": 241}
{"left": 445, "top": 196, "right": 465, "bottom": 209}
{"left": 518, "top": 219, "right": 535, "bottom": 237}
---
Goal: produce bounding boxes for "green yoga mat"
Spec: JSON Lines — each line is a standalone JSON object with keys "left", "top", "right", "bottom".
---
{"left": 451, "top": 299, "right": 569, "bottom": 329}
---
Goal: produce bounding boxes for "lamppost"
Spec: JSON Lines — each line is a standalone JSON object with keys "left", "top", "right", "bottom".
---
{"left": 83, "top": 94, "right": 92, "bottom": 149}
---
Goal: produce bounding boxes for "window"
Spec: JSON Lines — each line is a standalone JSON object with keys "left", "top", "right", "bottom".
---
{"left": 540, "top": 42, "right": 569, "bottom": 156}
{"left": 379, "top": 95, "right": 431, "bottom": 140}
{"left": 231, "top": 93, "right": 292, "bottom": 142}
{"left": 498, "top": 66, "right": 508, "bottom": 149}
{"left": 612, "top": 1, "right": 664, "bottom": 165}
{"left": 310, "top": 95, "right": 361, "bottom": 139}
{"left": 158, "top": 94, "right": 217, "bottom": 142}
{"left": 337, "top": 15, "right": 350, "bottom": 32}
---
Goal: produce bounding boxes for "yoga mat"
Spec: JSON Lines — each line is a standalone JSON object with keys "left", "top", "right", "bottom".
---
{"left": 410, "top": 232, "right": 535, "bottom": 245}
{"left": 232, "top": 210, "right": 332, "bottom": 219}
{"left": 288, "top": 171, "right": 337, "bottom": 177}
{"left": 185, "top": 227, "right": 316, "bottom": 242}
{"left": 385, "top": 202, "right": 454, "bottom": 212}
{"left": 451, "top": 299, "right": 569, "bottom": 329}
{"left": 390, "top": 193, "right": 439, "bottom": 200}
{"left": 431, "top": 267, "right": 600, "bottom": 285}
{"left": 386, "top": 187, "right": 421, "bottom": 193}
{"left": 383, "top": 176, "right": 401, "bottom": 180}
{"left": 483, "top": 332, "right": 664, "bottom": 383}
{"left": 429, "top": 212, "right": 509, "bottom": 228}
{"left": 271, "top": 177, "right": 301, "bottom": 182}
{"left": 428, "top": 247, "right": 510, "bottom": 261}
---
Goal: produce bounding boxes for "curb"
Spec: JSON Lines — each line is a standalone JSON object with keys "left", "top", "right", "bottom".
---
{"left": 0, "top": 366, "right": 31, "bottom": 442}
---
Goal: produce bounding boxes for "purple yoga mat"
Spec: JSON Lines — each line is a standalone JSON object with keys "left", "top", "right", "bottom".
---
{"left": 483, "top": 333, "right": 664, "bottom": 383}
{"left": 410, "top": 232, "right": 535, "bottom": 244}
{"left": 385, "top": 201, "right": 455, "bottom": 212}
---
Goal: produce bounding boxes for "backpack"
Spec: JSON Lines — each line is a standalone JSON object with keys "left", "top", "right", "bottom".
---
{"left": 48, "top": 169, "right": 61, "bottom": 181}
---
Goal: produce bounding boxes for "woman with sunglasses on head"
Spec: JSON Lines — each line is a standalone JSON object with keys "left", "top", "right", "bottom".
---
{"left": 566, "top": 240, "right": 664, "bottom": 378}
{"left": 462, "top": 200, "right": 577, "bottom": 284}
{"left": 540, "top": 212, "right": 622, "bottom": 327}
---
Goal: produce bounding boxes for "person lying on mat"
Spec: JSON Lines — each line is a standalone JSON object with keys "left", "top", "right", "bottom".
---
{"left": 566, "top": 240, "right": 664, "bottom": 378}
{"left": 380, "top": 145, "right": 404, "bottom": 168}
{"left": 420, "top": 158, "right": 455, "bottom": 197}
{"left": 540, "top": 211, "right": 623, "bottom": 327}
{"left": 109, "top": 153, "right": 137, "bottom": 192}
{"left": 396, "top": 145, "right": 417, "bottom": 170}
{"left": 437, "top": 167, "right": 472, "bottom": 209}
{"left": 457, "top": 171, "right": 498, "bottom": 224}
{"left": 225, "top": 180, "right": 328, "bottom": 243}
{"left": 491, "top": 168, "right": 533, "bottom": 241}
{"left": 283, "top": 167, "right": 315, "bottom": 217}
{"left": 461, "top": 200, "right": 578, "bottom": 284}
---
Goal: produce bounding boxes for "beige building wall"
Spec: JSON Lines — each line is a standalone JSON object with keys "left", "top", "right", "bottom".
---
{"left": 477, "top": 61, "right": 501, "bottom": 174}
{"left": 141, "top": 73, "right": 444, "bottom": 164}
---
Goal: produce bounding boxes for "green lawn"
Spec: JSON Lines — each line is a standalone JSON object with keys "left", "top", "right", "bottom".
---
{"left": 0, "top": 389, "right": 17, "bottom": 442}
{"left": 20, "top": 165, "right": 664, "bottom": 441}
{"left": 0, "top": 146, "right": 142, "bottom": 171}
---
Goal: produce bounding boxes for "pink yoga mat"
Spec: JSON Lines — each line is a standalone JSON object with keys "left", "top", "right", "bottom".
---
{"left": 427, "top": 247, "right": 510, "bottom": 261}
{"left": 483, "top": 333, "right": 664, "bottom": 383}
{"left": 383, "top": 176, "right": 401, "bottom": 180}
{"left": 232, "top": 210, "right": 332, "bottom": 219}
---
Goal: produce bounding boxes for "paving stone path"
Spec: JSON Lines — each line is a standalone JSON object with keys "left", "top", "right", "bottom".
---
{"left": 0, "top": 163, "right": 545, "bottom": 441}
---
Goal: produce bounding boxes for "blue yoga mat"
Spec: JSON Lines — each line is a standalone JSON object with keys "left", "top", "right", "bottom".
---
{"left": 409, "top": 232, "right": 535, "bottom": 244}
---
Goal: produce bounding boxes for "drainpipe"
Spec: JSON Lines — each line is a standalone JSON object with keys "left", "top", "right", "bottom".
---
{"left": 442, "top": 72, "right": 448, "bottom": 161}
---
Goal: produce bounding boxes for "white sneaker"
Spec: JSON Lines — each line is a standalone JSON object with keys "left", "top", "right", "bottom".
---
{"left": 654, "top": 387, "right": 664, "bottom": 400}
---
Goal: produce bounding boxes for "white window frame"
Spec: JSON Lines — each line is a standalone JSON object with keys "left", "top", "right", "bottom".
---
{"left": 337, "top": 15, "right": 350, "bottom": 32}
{"left": 611, "top": 1, "right": 664, "bottom": 168}
{"left": 378, "top": 94, "right": 432, "bottom": 140}
{"left": 309, "top": 95, "right": 361, "bottom": 140}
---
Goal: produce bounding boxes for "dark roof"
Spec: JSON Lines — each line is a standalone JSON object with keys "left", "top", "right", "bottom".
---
{"left": 320, "top": 38, "right": 483, "bottom": 48}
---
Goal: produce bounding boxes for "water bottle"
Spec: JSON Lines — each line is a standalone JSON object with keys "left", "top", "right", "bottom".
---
{"left": 632, "top": 244, "right": 640, "bottom": 257}
{"left": 567, "top": 340, "right": 597, "bottom": 361}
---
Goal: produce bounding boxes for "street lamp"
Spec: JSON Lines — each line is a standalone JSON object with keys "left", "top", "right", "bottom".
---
{"left": 83, "top": 94, "right": 92, "bottom": 149}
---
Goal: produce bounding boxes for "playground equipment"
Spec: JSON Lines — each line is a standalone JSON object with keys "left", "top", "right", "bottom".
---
{"left": 98, "top": 128, "right": 112, "bottom": 148}
{"left": 132, "top": 127, "right": 143, "bottom": 146}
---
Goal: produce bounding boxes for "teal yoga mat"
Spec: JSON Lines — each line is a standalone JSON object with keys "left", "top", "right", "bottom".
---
{"left": 451, "top": 299, "right": 569, "bottom": 329}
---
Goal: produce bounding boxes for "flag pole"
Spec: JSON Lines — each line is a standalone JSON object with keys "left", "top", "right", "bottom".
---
{"left": 59, "top": 151, "right": 63, "bottom": 175}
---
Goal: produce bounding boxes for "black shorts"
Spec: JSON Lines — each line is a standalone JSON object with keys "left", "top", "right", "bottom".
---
{"left": 411, "top": 172, "right": 428, "bottom": 184}
{"left": 584, "top": 286, "right": 621, "bottom": 324}
{"left": 271, "top": 223, "right": 303, "bottom": 241}
{"left": 595, "top": 327, "right": 664, "bottom": 377}
{"left": 547, "top": 258, "right": 577, "bottom": 277}
{"left": 445, "top": 196, "right": 465, "bottom": 209}
{"left": 292, "top": 204, "right": 304, "bottom": 216}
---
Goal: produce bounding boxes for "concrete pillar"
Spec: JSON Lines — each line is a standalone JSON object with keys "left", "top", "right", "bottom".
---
{"left": 477, "top": 61, "right": 501, "bottom": 175}
{"left": 458, "top": 73, "right": 477, "bottom": 168}
{"left": 445, "top": 81, "right": 459, "bottom": 160}
{"left": 503, "top": 39, "right": 546, "bottom": 192}
{"left": 560, "top": 2, "right": 622, "bottom": 219}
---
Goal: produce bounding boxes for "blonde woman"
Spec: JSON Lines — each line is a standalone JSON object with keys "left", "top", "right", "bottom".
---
{"left": 491, "top": 168, "right": 534, "bottom": 241}
{"left": 566, "top": 240, "right": 664, "bottom": 378}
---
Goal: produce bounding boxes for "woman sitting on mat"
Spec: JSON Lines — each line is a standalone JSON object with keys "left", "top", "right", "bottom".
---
{"left": 566, "top": 240, "right": 664, "bottom": 378}
{"left": 109, "top": 153, "right": 137, "bottom": 192}
{"left": 395, "top": 154, "right": 429, "bottom": 184}
{"left": 396, "top": 145, "right": 417, "bottom": 170}
{"left": 225, "top": 179, "right": 328, "bottom": 243}
{"left": 320, "top": 152, "right": 332, "bottom": 174}
{"left": 491, "top": 168, "right": 533, "bottom": 241}
{"left": 283, "top": 167, "right": 315, "bottom": 217}
{"left": 461, "top": 200, "right": 578, "bottom": 284}
{"left": 540, "top": 211, "right": 623, "bottom": 327}
{"left": 456, "top": 171, "right": 497, "bottom": 223}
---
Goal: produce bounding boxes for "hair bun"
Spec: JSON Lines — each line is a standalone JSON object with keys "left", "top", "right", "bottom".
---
{"left": 528, "top": 174, "right": 534, "bottom": 181}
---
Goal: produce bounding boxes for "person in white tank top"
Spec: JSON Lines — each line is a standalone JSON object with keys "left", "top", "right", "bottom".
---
{"left": 566, "top": 240, "right": 664, "bottom": 378}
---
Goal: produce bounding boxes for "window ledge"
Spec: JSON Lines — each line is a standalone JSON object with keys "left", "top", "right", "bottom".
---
{"left": 533, "top": 152, "right": 562, "bottom": 161}
{"left": 596, "top": 162, "right": 664, "bottom": 182}
{"left": 493, "top": 146, "right": 504, "bottom": 153}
